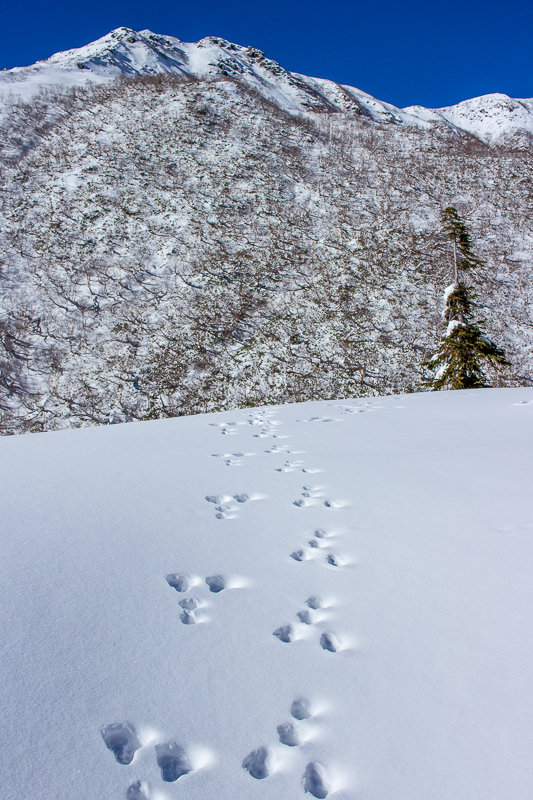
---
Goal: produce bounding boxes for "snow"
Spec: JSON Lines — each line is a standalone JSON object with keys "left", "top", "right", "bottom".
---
{"left": 446, "top": 319, "right": 463, "bottom": 335}
{"left": 1, "top": 27, "right": 532, "bottom": 142}
{"left": 435, "top": 94, "right": 533, "bottom": 144}
{"left": 1, "top": 387, "right": 533, "bottom": 799}
{"left": 404, "top": 93, "right": 533, "bottom": 143}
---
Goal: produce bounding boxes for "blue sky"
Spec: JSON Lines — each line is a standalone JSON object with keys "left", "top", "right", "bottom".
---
{"left": 2, "top": 0, "right": 532, "bottom": 108}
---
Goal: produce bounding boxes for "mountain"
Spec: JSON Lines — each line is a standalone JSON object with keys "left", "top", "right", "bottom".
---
{"left": 1, "top": 386, "right": 533, "bottom": 799}
{"left": 0, "top": 30, "right": 532, "bottom": 435}
{"left": 2, "top": 27, "right": 533, "bottom": 144}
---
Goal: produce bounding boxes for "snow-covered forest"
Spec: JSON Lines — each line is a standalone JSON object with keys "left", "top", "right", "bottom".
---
{"left": 1, "top": 29, "right": 532, "bottom": 433}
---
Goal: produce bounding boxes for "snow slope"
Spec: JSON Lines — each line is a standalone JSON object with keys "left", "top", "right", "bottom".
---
{"left": 1, "top": 387, "right": 532, "bottom": 799}
{"left": 1, "top": 26, "right": 532, "bottom": 142}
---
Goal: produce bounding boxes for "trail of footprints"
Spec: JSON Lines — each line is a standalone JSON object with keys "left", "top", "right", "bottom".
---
{"left": 103, "top": 698, "right": 329, "bottom": 799}
{"left": 242, "top": 697, "right": 330, "bottom": 798}
{"left": 103, "top": 407, "right": 360, "bottom": 797}
{"left": 272, "top": 594, "right": 341, "bottom": 653}
{"left": 205, "top": 492, "right": 250, "bottom": 519}
{"left": 166, "top": 571, "right": 227, "bottom": 624}
{"left": 291, "top": 526, "right": 345, "bottom": 569}
{"left": 101, "top": 722, "right": 193, "bottom": 797}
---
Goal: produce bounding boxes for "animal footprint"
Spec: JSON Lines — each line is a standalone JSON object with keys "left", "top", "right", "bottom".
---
{"left": 290, "top": 549, "right": 307, "bottom": 562}
{"left": 265, "top": 445, "right": 290, "bottom": 454}
{"left": 234, "top": 494, "right": 249, "bottom": 503}
{"left": 210, "top": 422, "right": 238, "bottom": 435}
{"left": 320, "top": 632, "right": 340, "bottom": 653}
{"left": 215, "top": 507, "right": 232, "bottom": 520}
{"left": 242, "top": 746, "right": 270, "bottom": 779}
{"left": 155, "top": 742, "right": 192, "bottom": 782}
{"left": 179, "top": 597, "right": 198, "bottom": 610}
{"left": 273, "top": 624, "right": 294, "bottom": 643}
{"left": 126, "top": 780, "right": 149, "bottom": 799}
{"left": 326, "top": 554, "right": 341, "bottom": 567}
{"left": 306, "top": 596, "right": 322, "bottom": 610}
{"left": 178, "top": 598, "right": 199, "bottom": 623}
{"left": 166, "top": 574, "right": 189, "bottom": 593}
{"left": 276, "top": 460, "right": 303, "bottom": 472}
{"left": 206, "top": 495, "right": 223, "bottom": 504}
{"left": 291, "top": 698, "right": 312, "bottom": 720}
{"left": 206, "top": 575, "right": 226, "bottom": 593}
{"left": 294, "top": 485, "right": 324, "bottom": 506}
{"left": 303, "top": 761, "right": 329, "bottom": 798}
{"left": 297, "top": 609, "right": 313, "bottom": 625}
{"left": 101, "top": 723, "right": 141, "bottom": 765}
{"left": 277, "top": 721, "right": 300, "bottom": 747}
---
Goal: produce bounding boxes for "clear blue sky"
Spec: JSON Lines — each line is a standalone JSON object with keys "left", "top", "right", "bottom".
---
{"left": 2, "top": 0, "right": 532, "bottom": 108}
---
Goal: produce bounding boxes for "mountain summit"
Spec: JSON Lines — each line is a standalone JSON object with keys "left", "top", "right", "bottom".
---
{"left": 2, "top": 27, "right": 533, "bottom": 143}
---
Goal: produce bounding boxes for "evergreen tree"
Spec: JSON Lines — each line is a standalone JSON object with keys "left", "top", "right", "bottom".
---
{"left": 424, "top": 207, "right": 509, "bottom": 390}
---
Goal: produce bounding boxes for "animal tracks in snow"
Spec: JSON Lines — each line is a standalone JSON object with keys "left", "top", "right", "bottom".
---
{"left": 273, "top": 623, "right": 294, "bottom": 643}
{"left": 293, "top": 485, "right": 348, "bottom": 510}
{"left": 165, "top": 572, "right": 249, "bottom": 625}
{"left": 205, "top": 492, "right": 265, "bottom": 519}
{"left": 272, "top": 594, "right": 343, "bottom": 655}
{"left": 242, "top": 746, "right": 271, "bottom": 779}
{"left": 296, "top": 415, "right": 339, "bottom": 424}
{"left": 303, "top": 761, "right": 330, "bottom": 798}
{"left": 102, "top": 725, "right": 203, "bottom": 797}
{"left": 277, "top": 720, "right": 300, "bottom": 746}
{"left": 102, "top": 404, "right": 357, "bottom": 798}
{"left": 242, "top": 697, "right": 333, "bottom": 797}
{"left": 209, "top": 410, "right": 285, "bottom": 442}
{"left": 155, "top": 741, "right": 193, "bottom": 782}
{"left": 206, "top": 574, "right": 226, "bottom": 593}
{"left": 276, "top": 459, "right": 305, "bottom": 472}
{"left": 290, "top": 528, "right": 348, "bottom": 569}
{"left": 101, "top": 722, "right": 141, "bottom": 765}
{"left": 291, "top": 697, "right": 312, "bottom": 720}
{"left": 126, "top": 780, "right": 149, "bottom": 799}
{"left": 211, "top": 451, "right": 246, "bottom": 467}
{"left": 204, "top": 405, "right": 356, "bottom": 792}
{"left": 166, "top": 573, "right": 189, "bottom": 593}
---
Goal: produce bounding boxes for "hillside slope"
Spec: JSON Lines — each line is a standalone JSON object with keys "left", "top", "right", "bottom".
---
{"left": 0, "top": 31, "right": 532, "bottom": 434}
{"left": 1, "top": 387, "right": 532, "bottom": 799}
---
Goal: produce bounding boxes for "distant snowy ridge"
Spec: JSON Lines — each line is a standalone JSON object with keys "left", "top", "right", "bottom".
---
{"left": 2, "top": 26, "right": 532, "bottom": 143}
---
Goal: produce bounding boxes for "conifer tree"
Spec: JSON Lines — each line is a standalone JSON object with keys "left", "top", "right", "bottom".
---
{"left": 424, "top": 207, "right": 509, "bottom": 390}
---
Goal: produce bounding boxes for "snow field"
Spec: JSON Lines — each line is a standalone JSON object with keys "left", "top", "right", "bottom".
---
{"left": 0, "top": 387, "right": 533, "bottom": 799}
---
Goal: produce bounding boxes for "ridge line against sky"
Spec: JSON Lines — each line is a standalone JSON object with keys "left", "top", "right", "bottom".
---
{"left": 2, "top": 0, "right": 532, "bottom": 109}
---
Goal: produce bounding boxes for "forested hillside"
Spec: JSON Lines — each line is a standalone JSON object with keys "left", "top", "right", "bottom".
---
{"left": 1, "top": 37, "right": 532, "bottom": 434}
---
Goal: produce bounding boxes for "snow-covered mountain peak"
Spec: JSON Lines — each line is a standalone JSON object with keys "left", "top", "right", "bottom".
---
{"left": 404, "top": 92, "right": 533, "bottom": 143}
{"left": 438, "top": 93, "right": 533, "bottom": 142}
{"left": 0, "top": 28, "right": 416, "bottom": 123}
{"left": 2, "top": 27, "right": 531, "bottom": 142}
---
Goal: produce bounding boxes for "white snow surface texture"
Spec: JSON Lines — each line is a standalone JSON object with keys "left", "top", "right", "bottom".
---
{"left": 1, "top": 26, "right": 533, "bottom": 143}
{"left": 1, "top": 387, "right": 532, "bottom": 799}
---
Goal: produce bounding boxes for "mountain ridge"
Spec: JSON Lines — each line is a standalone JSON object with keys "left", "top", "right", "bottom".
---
{"left": 2, "top": 27, "right": 532, "bottom": 144}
